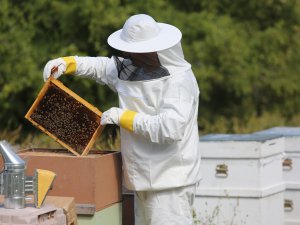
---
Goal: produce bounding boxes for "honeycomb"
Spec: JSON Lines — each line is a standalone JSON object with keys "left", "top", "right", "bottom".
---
{"left": 25, "top": 79, "right": 103, "bottom": 156}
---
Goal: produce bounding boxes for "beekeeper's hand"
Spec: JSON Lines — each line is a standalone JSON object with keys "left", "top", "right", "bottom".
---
{"left": 100, "top": 107, "right": 125, "bottom": 126}
{"left": 43, "top": 56, "right": 77, "bottom": 81}
{"left": 101, "top": 107, "right": 138, "bottom": 131}
{"left": 43, "top": 58, "right": 66, "bottom": 81}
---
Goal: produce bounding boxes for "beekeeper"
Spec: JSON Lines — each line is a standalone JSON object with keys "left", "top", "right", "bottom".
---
{"left": 43, "top": 14, "right": 201, "bottom": 225}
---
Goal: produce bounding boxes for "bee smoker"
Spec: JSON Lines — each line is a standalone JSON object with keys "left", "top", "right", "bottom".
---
{"left": 0, "top": 140, "right": 56, "bottom": 209}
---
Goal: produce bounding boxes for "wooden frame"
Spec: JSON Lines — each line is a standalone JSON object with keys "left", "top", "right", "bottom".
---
{"left": 25, "top": 78, "right": 104, "bottom": 156}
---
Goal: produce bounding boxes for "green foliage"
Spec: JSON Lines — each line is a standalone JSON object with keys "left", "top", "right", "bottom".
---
{"left": 0, "top": 0, "right": 40, "bottom": 129}
{"left": 0, "top": 0, "right": 299, "bottom": 142}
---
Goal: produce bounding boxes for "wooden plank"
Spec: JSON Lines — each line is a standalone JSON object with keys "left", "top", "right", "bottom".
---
{"left": 81, "top": 125, "right": 105, "bottom": 156}
{"left": 75, "top": 203, "right": 96, "bottom": 215}
{"left": 122, "top": 194, "right": 135, "bottom": 225}
{"left": 25, "top": 78, "right": 53, "bottom": 120}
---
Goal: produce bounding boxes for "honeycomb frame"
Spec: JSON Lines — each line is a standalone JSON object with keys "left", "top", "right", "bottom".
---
{"left": 25, "top": 78, "right": 104, "bottom": 156}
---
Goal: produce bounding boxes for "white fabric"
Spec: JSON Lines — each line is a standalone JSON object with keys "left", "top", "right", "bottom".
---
{"left": 69, "top": 41, "right": 202, "bottom": 191}
{"left": 134, "top": 183, "right": 197, "bottom": 225}
{"left": 43, "top": 58, "right": 66, "bottom": 81}
{"left": 121, "top": 14, "right": 160, "bottom": 42}
{"left": 107, "top": 14, "right": 182, "bottom": 53}
{"left": 100, "top": 107, "right": 124, "bottom": 126}
{"left": 157, "top": 42, "right": 191, "bottom": 75}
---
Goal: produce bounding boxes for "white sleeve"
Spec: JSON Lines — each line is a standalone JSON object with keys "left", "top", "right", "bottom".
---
{"left": 133, "top": 84, "right": 197, "bottom": 144}
{"left": 73, "top": 56, "right": 118, "bottom": 91}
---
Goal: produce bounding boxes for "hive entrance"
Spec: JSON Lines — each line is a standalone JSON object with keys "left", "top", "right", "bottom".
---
{"left": 25, "top": 78, "right": 104, "bottom": 156}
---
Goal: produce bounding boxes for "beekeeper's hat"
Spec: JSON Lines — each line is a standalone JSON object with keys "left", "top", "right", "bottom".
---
{"left": 107, "top": 14, "right": 182, "bottom": 53}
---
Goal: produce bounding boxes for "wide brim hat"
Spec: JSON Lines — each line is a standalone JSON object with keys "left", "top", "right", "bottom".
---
{"left": 107, "top": 14, "right": 182, "bottom": 53}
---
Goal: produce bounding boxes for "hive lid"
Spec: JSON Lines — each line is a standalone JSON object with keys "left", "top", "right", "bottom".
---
{"left": 253, "top": 126, "right": 300, "bottom": 152}
{"left": 200, "top": 133, "right": 281, "bottom": 142}
{"left": 25, "top": 78, "right": 105, "bottom": 156}
{"left": 199, "top": 133, "right": 284, "bottom": 158}
{"left": 254, "top": 126, "right": 300, "bottom": 137}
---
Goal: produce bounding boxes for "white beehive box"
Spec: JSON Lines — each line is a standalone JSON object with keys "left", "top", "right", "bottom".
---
{"left": 254, "top": 127, "right": 300, "bottom": 225}
{"left": 284, "top": 187, "right": 300, "bottom": 225}
{"left": 195, "top": 133, "right": 285, "bottom": 225}
{"left": 194, "top": 191, "right": 284, "bottom": 225}
{"left": 198, "top": 133, "right": 285, "bottom": 192}
{"left": 254, "top": 127, "right": 300, "bottom": 185}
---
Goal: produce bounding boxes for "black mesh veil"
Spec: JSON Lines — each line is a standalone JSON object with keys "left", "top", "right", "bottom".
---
{"left": 113, "top": 55, "right": 170, "bottom": 81}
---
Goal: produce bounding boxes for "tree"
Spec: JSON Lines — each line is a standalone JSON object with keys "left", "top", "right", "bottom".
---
{"left": 0, "top": 0, "right": 299, "bottom": 135}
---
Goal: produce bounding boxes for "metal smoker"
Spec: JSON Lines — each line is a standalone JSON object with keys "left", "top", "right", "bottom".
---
{"left": 0, "top": 140, "right": 56, "bottom": 209}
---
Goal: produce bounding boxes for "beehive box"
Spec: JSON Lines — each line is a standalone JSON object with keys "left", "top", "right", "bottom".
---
{"left": 284, "top": 186, "right": 300, "bottom": 225}
{"left": 254, "top": 127, "right": 300, "bottom": 185}
{"left": 25, "top": 78, "right": 104, "bottom": 156}
{"left": 254, "top": 127, "right": 300, "bottom": 224}
{"left": 198, "top": 133, "right": 285, "bottom": 191}
{"left": 194, "top": 189, "right": 285, "bottom": 225}
{"left": 195, "top": 133, "right": 286, "bottom": 225}
{"left": 16, "top": 148, "right": 122, "bottom": 212}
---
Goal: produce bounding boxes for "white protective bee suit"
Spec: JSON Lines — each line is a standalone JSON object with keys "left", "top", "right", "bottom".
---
{"left": 43, "top": 14, "right": 201, "bottom": 225}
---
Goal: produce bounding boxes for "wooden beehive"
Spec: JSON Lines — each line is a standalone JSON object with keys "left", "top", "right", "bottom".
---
{"left": 25, "top": 78, "right": 104, "bottom": 156}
